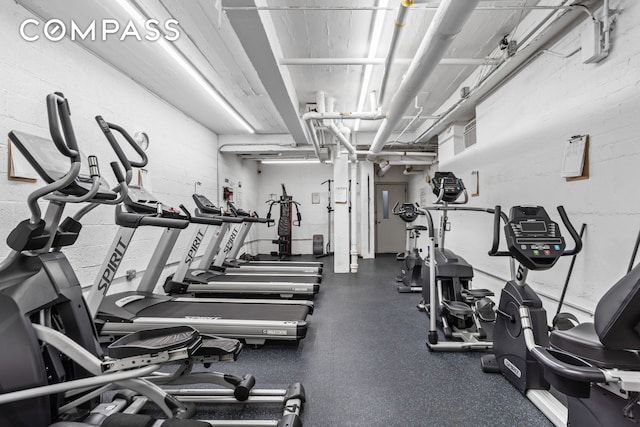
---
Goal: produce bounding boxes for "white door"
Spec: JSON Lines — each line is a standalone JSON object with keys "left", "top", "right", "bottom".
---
{"left": 375, "top": 183, "right": 407, "bottom": 253}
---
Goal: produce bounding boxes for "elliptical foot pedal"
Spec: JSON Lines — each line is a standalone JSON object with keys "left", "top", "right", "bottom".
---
{"left": 107, "top": 326, "right": 200, "bottom": 359}
{"left": 196, "top": 335, "right": 243, "bottom": 362}
{"left": 481, "top": 354, "right": 500, "bottom": 373}
{"left": 476, "top": 297, "right": 496, "bottom": 322}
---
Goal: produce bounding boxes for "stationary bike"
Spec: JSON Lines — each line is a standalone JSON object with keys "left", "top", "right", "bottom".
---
{"left": 394, "top": 202, "right": 429, "bottom": 293}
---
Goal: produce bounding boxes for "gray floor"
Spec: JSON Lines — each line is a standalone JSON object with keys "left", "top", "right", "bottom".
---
{"left": 166, "top": 255, "right": 553, "bottom": 426}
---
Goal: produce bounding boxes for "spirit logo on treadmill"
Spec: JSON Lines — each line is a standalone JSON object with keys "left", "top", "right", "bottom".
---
{"left": 223, "top": 227, "right": 239, "bottom": 254}
{"left": 185, "top": 230, "right": 206, "bottom": 264}
{"left": 98, "top": 236, "right": 128, "bottom": 295}
{"left": 262, "top": 329, "right": 288, "bottom": 336}
{"left": 503, "top": 358, "right": 522, "bottom": 378}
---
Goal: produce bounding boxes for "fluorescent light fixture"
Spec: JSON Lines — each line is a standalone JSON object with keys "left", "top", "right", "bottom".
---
{"left": 115, "top": 0, "right": 254, "bottom": 133}
{"left": 261, "top": 159, "right": 321, "bottom": 165}
{"left": 355, "top": 0, "right": 388, "bottom": 132}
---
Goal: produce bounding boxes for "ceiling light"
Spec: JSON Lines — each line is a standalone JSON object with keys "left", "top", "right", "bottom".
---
{"left": 115, "top": 0, "right": 254, "bottom": 133}
{"left": 355, "top": 0, "right": 388, "bottom": 132}
{"left": 261, "top": 159, "right": 321, "bottom": 165}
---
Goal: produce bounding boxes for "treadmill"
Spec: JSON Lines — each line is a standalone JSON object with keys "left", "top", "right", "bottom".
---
{"left": 85, "top": 185, "right": 313, "bottom": 344}
{"left": 187, "top": 195, "right": 322, "bottom": 277}
{"left": 209, "top": 204, "right": 322, "bottom": 279}
{"left": 158, "top": 193, "right": 321, "bottom": 298}
{"left": 204, "top": 195, "right": 323, "bottom": 275}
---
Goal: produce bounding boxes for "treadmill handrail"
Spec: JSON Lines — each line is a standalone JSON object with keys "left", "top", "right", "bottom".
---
{"left": 115, "top": 205, "right": 189, "bottom": 229}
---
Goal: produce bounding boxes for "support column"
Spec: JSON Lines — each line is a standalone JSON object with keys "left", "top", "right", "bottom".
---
{"left": 333, "top": 147, "right": 350, "bottom": 273}
{"left": 349, "top": 157, "right": 358, "bottom": 273}
{"left": 358, "top": 161, "right": 375, "bottom": 259}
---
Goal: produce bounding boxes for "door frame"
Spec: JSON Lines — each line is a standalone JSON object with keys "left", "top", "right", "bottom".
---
{"left": 374, "top": 182, "right": 407, "bottom": 253}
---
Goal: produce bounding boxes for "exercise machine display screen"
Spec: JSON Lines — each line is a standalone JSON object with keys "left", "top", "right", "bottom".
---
{"left": 431, "top": 172, "right": 465, "bottom": 203}
{"left": 505, "top": 206, "right": 565, "bottom": 271}
{"left": 519, "top": 221, "right": 547, "bottom": 233}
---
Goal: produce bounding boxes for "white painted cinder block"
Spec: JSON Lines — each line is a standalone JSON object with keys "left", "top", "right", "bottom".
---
{"left": 408, "top": 2, "right": 640, "bottom": 322}
{"left": 255, "top": 162, "right": 333, "bottom": 256}
{"left": 0, "top": 3, "right": 219, "bottom": 293}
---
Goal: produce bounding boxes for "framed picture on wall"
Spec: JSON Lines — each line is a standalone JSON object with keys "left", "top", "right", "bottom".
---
{"left": 7, "top": 138, "right": 37, "bottom": 183}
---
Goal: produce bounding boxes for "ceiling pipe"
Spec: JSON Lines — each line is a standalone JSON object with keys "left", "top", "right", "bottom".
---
{"left": 327, "top": 122, "right": 356, "bottom": 158}
{"left": 355, "top": 150, "right": 435, "bottom": 157}
{"left": 379, "top": 0, "right": 413, "bottom": 106}
{"left": 226, "top": 5, "right": 584, "bottom": 12}
{"left": 403, "top": 166, "right": 424, "bottom": 175}
{"left": 412, "top": 0, "right": 601, "bottom": 144}
{"left": 279, "top": 57, "right": 500, "bottom": 66}
{"left": 387, "top": 160, "right": 434, "bottom": 165}
{"left": 367, "top": 0, "right": 480, "bottom": 161}
{"left": 305, "top": 119, "right": 322, "bottom": 159}
{"left": 303, "top": 112, "right": 386, "bottom": 121}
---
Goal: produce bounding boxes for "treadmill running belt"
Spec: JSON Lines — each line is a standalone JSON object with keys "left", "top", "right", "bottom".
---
{"left": 202, "top": 274, "right": 319, "bottom": 283}
{"left": 139, "top": 301, "right": 310, "bottom": 321}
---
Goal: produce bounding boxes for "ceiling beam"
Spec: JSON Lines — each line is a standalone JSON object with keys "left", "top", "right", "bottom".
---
{"left": 224, "top": 0, "right": 309, "bottom": 146}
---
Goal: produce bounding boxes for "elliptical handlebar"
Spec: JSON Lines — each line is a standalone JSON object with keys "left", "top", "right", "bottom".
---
{"left": 487, "top": 205, "right": 514, "bottom": 257}
{"left": 46, "top": 92, "right": 79, "bottom": 160}
{"left": 557, "top": 205, "right": 583, "bottom": 257}
{"left": 414, "top": 206, "right": 435, "bottom": 239}
{"left": 95, "top": 116, "right": 148, "bottom": 176}
{"left": 26, "top": 93, "right": 101, "bottom": 223}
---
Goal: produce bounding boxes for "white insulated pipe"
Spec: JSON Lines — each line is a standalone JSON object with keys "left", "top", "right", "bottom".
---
{"left": 379, "top": 0, "right": 412, "bottom": 105}
{"left": 304, "top": 92, "right": 387, "bottom": 161}
{"left": 305, "top": 119, "right": 322, "bottom": 159}
{"left": 327, "top": 122, "right": 356, "bottom": 157}
{"left": 367, "top": 0, "right": 480, "bottom": 161}
{"left": 355, "top": 150, "right": 435, "bottom": 157}
{"left": 280, "top": 57, "right": 500, "bottom": 66}
{"left": 302, "top": 112, "right": 386, "bottom": 121}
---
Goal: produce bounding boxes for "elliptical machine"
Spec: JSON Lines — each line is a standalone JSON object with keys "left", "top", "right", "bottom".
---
{"left": 421, "top": 172, "right": 500, "bottom": 351}
{"left": 393, "top": 202, "right": 429, "bottom": 293}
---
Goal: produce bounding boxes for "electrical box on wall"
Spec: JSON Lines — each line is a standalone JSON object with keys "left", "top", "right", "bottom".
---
{"left": 582, "top": 21, "right": 606, "bottom": 63}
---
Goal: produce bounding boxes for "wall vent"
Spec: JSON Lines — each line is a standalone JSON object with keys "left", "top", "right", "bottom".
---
{"left": 464, "top": 119, "right": 477, "bottom": 148}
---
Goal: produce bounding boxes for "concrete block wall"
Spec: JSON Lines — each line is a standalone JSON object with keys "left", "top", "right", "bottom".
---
{"left": 409, "top": 1, "right": 640, "bottom": 321}
{"left": 0, "top": 3, "right": 219, "bottom": 294}
{"left": 256, "top": 163, "right": 332, "bottom": 255}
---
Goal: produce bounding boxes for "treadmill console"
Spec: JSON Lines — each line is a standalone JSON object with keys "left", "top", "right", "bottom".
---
{"left": 227, "top": 201, "right": 252, "bottom": 217}
{"left": 432, "top": 172, "right": 464, "bottom": 203}
{"left": 504, "top": 206, "right": 565, "bottom": 271}
{"left": 192, "top": 194, "right": 222, "bottom": 215}
{"left": 125, "top": 185, "right": 186, "bottom": 219}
